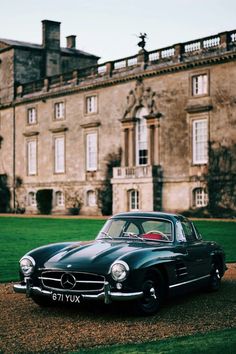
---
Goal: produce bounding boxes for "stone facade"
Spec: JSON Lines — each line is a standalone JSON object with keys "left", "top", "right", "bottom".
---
{"left": 0, "top": 21, "right": 236, "bottom": 215}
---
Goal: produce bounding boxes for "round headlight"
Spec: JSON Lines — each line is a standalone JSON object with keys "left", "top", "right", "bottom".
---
{"left": 110, "top": 261, "right": 129, "bottom": 282}
{"left": 20, "top": 256, "right": 35, "bottom": 276}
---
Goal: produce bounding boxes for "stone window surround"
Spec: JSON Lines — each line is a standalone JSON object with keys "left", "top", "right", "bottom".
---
{"left": 55, "top": 190, "right": 65, "bottom": 207}
{"left": 28, "top": 190, "right": 37, "bottom": 207}
{"left": 52, "top": 99, "right": 66, "bottom": 121}
{"left": 86, "top": 189, "right": 97, "bottom": 207}
{"left": 128, "top": 189, "right": 140, "bottom": 211}
{"left": 192, "top": 117, "right": 208, "bottom": 165}
{"left": 192, "top": 187, "right": 208, "bottom": 208}
{"left": 189, "top": 69, "right": 210, "bottom": 98}
{"left": 26, "top": 138, "right": 38, "bottom": 176}
{"left": 26, "top": 106, "right": 38, "bottom": 125}
{"left": 84, "top": 93, "right": 98, "bottom": 115}
{"left": 188, "top": 113, "right": 209, "bottom": 166}
{"left": 53, "top": 134, "right": 66, "bottom": 174}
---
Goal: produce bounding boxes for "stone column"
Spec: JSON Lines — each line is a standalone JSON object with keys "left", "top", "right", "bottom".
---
{"left": 120, "top": 117, "right": 137, "bottom": 167}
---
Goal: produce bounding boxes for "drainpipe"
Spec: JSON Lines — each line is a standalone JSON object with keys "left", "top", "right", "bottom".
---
{"left": 13, "top": 103, "right": 16, "bottom": 212}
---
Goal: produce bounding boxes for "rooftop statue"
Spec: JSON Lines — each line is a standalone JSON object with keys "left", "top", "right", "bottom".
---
{"left": 138, "top": 33, "right": 147, "bottom": 50}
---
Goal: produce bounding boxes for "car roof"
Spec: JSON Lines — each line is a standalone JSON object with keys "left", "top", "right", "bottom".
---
{"left": 111, "top": 211, "right": 184, "bottom": 222}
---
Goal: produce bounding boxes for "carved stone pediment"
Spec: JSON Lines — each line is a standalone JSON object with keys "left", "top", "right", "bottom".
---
{"left": 123, "top": 79, "right": 161, "bottom": 119}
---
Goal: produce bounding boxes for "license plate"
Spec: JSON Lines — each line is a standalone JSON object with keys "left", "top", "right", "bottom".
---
{"left": 52, "top": 293, "right": 81, "bottom": 303}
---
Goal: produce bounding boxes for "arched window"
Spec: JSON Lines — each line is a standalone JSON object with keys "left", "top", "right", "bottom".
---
{"left": 87, "top": 190, "right": 97, "bottom": 207}
{"left": 28, "top": 192, "right": 37, "bottom": 206}
{"left": 136, "top": 107, "right": 148, "bottom": 166}
{"left": 129, "top": 190, "right": 139, "bottom": 211}
{"left": 55, "top": 191, "right": 64, "bottom": 207}
{"left": 193, "top": 188, "right": 208, "bottom": 207}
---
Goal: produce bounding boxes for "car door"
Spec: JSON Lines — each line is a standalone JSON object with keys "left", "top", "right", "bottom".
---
{"left": 180, "top": 218, "right": 210, "bottom": 280}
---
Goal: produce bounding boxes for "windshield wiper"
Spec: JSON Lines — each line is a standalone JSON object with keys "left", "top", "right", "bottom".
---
{"left": 100, "top": 231, "right": 112, "bottom": 239}
{"left": 122, "top": 232, "right": 143, "bottom": 241}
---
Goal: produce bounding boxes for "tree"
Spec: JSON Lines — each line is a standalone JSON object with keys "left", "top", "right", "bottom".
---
{"left": 206, "top": 142, "right": 236, "bottom": 217}
{"left": 99, "top": 149, "right": 121, "bottom": 215}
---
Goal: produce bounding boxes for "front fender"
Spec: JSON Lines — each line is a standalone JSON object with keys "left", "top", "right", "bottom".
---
{"left": 21, "top": 242, "right": 78, "bottom": 268}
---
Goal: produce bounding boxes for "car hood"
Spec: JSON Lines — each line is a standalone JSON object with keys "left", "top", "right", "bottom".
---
{"left": 44, "top": 239, "right": 169, "bottom": 273}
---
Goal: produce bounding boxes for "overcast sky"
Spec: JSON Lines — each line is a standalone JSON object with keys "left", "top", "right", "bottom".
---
{"left": 0, "top": 0, "right": 235, "bottom": 63}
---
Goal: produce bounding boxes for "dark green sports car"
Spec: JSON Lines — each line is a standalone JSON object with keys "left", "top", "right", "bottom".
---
{"left": 14, "top": 212, "right": 227, "bottom": 315}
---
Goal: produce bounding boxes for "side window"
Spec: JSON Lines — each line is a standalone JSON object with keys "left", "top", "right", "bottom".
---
{"left": 126, "top": 223, "right": 139, "bottom": 234}
{"left": 176, "top": 221, "right": 186, "bottom": 242}
{"left": 181, "top": 219, "right": 197, "bottom": 242}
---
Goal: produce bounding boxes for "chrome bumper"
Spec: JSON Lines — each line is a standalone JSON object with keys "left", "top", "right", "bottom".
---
{"left": 13, "top": 282, "right": 143, "bottom": 304}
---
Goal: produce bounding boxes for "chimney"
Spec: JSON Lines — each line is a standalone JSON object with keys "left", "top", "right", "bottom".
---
{"left": 42, "top": 20, "right": 61, "bottom": 76}
{"left": 42, "top": 20, "right": 61, "bottom": 50}
{"left": 66, "top": 35, "right": 76, "bottom": 49}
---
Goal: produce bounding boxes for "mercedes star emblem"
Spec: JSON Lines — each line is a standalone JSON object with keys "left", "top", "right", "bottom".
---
{"left": 60, "top": 273, "right": 76, "bottom": 290}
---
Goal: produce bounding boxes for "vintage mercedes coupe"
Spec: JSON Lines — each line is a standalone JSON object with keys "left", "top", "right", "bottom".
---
{"left": 14, "top": 212, "right": 226, "bottom": 315}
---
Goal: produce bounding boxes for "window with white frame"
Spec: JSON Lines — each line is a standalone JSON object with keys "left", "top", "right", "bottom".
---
{"left": 86, "top": 95, "right": 97, "bottom": 114}
{"left": 193, "top": 188, "right": 208, "bottom": 207}
{"left": 54, "top": 102, "right": 65, "bottom": 120}
{"left": 55, "top": 191, "right": 64, "bottom": 207}
{"left": 27, "top": 140, "right": 37, "bottom": 175}
{"left": 54, "top": 136, "right": 65, "bottom": 173}
{"left": 27, "top": 108, "right": 37, "bottom": 125}
{"left": 28, "top": 191, "right": 37, "bottom": 206}
{"left": 86, "top": 133, "right": 97, "bottom": 171}
{"left": 193, "top": 119, "right": 208, "bottom": 164}
{"left": 136, "top": 108, "right": 148, "bottom": 166}
{"left": 192, "top": 74, "right": 208, "bottom": 96}
{"left": 87, "top": 190, "right": 97, "bottom": 206}
{"left": 129, "top": 190, "right": 139, "bottom": 211}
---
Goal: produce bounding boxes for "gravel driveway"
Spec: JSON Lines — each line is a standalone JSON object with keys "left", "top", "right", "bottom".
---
{"left": 0, "top": 264, "right": 235, "bottom": 353}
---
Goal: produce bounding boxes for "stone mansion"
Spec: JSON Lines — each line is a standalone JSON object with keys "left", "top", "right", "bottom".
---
{"left": 0, "top": 20, "right": 236, "bottom": 215}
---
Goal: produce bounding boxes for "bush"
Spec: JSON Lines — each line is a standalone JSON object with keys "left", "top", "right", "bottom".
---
{"left": 0, "top": 174, "right": 11, "bottom": 213}
{"left": 36, "top": 189, "right": 53, "bottom": 214}
{"left": 182, "top": 207, "right": 236, "bottom": 219}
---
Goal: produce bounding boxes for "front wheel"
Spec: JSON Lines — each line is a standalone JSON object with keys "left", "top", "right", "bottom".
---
{"left": 134, "top": 270, "right": 164, "bottom": 315}
{"left": 31, "top": 294, "right": 54, "bottom": 307}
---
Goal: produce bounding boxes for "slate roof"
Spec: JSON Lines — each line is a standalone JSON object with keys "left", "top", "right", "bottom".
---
{"left": 0, "top": 38, "right": 99, "bottom": 58}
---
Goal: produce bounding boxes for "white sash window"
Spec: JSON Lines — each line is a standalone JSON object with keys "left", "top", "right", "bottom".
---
{"left": 27, "top": 140, "right": 37, "bottom": 175}
{"left": 55, "top": 136, "right": 65, "bottom": 173}
{"left": 27, "top": 108, "right": 37, "bottom": 124}
{"left": 54, "top": 102, "right": 65, "bottom": 120}
{"left": 86, "top": 96, "right": 97, "bottom": 114}
{"left": 193, "top": 119, "right": 208, "bottom": 164}
{"left": 192, "top": 74, "right": 208, "bottom": 96}
{"left": 86, "top": 133, "right": 97, "bottom": 171}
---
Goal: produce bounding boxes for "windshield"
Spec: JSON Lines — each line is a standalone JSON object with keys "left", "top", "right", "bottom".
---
{"left": 97, "top": 217, "right": 173, "bottom": 242}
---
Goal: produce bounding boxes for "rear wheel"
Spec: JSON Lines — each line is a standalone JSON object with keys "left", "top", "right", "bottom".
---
{"left": 135, "top": 270, "right": 164, "bottom": 315}
{"left": 208, "top": 262, "right": 221, "bottom": 292}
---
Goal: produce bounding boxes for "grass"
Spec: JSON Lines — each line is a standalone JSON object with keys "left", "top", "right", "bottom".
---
{"left": 0, "top": 216, "right": 235, "bottom": 282}
{"left": 74, "top": 328, "right": 236, "bottom": 354}
{"left": 194, "top": 220, "right": 236, "bottom": 262}
{"left": 0, "top": 217, "right": 106, "bottom": 282}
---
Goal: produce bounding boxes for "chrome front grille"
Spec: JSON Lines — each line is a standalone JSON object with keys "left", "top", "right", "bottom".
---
{"left": 39, "top": 270, "right": 105, "bottom": 292}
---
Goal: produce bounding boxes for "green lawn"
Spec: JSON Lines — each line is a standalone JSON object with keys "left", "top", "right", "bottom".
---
{"left": 0, "top": 216, "right": 235, "bottom": 283}
{"left": 74, "top": 328, "right": 236, "bottom": 354}
{"left": 0, "top": 217, "right": 106, "bottom": 282}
